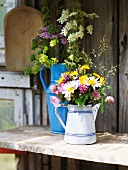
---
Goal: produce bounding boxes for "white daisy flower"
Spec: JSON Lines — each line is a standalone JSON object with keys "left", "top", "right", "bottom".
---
{"left": 85, "top": 76, "right": 102, "bottom": 90}
{"left": 62, "top": 80, "right": 79, "bottom": 100}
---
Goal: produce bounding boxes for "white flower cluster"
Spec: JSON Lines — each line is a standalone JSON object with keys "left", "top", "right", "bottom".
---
{"left": 57, "top": 9, "right": 69, "bottom": 24}
{"left": 58, "top": 10, "right": 85, "bottom": 43}
{"left": 67, "top": 25, "right": 84, "bottom": 43}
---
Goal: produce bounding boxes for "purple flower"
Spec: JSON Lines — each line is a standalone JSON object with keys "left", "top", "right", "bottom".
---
{"left": 50, "top": 96, "right": 60, "bottom": 107}
{"left": 39, "top": 32, "right": 51, "bottom": 39}
{"left": 79, "top": 84, "right": 88, "bottom": 94}
{"left": 105, "top": 96, "right": 114, "bottom": 104}
{"left": 64, "top": 74, "right": 70, "bottom": 82}
{"left": 38, "top": 26, "right": 49, "bottom": 33}
{"left": 50, "top": 85, "right": 57, "bottom": 94}
{"left": 92, "top": 90, "right": 101, "bottom": 100}
{"left": 60, "top": 38, "right": 68, "bottom": 44}
{"left": 51, "top": 34, "right": 58, "bottom": 39}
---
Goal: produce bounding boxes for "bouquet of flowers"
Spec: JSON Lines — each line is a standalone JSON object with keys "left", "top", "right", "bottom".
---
{"left": 50, "top": 64, "right": 114, "bottom": 112}
{"left": 24, "top": 2, "right": 98, "bottom": 75}
{"left": 24, "top": 24, "right": 68, "bottom": 75}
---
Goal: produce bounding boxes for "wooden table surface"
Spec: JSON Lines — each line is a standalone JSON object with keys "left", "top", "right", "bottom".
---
{"left": 0, "top": 126, "right": 128, "bottom": 166}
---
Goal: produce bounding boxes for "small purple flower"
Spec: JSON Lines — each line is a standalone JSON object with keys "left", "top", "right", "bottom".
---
{"left": 50, "top": 85, "right": 57, "bottom": 94}
{"left": 60, "top": 38, "right": 68, "bottom": 44}
{"left": 38, "top": 26, "right": 49, "bottom": 33}
{"left": 92, "top": 90, "right": 101, "bottom": 100}
{"left": 64, "top": 74, "right": 70, "bottom": 82}
{"left": 50, "top": 96, "right": 60, "bottom": 107}
{"left": 39, "top": 32, "right": 51, "bottom": 39}
{"left": 79, "top": 84, "right": 88, "bottom": 94}
{"left": 105, "top": 96, "right": 114, "bottom": 104}
{"left": 51, "top": 34, "right": 58, "bottom": 39}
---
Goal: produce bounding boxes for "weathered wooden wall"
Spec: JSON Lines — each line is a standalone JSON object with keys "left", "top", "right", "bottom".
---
{"left": 1, "top": 0, "right": 128, "bottom": 169}
{"left": 81, "top": 0, "right": 118, "bottom": 133}
{"left": 16, "top": 153, "right": 128, "bottom": 170}
{"left": 119, "top": 0, "right": 128, "bottom": 133}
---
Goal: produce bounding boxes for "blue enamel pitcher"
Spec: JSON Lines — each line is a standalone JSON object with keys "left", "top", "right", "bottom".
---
{"left": 40, "top": 63, "right": 68, "bottom": 134}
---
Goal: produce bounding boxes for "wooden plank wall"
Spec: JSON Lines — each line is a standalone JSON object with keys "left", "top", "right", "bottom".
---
{"left": 119, "top": 0, "right": 128, "bottom": 133}
{"left": 16, "top": 0, "right": 128, "bottom": 170}
{"left": 81, "top": 0, "right": 119, "bottom": 133}
{"left": 17, "top": 153, "right": 124, "bottom": 170}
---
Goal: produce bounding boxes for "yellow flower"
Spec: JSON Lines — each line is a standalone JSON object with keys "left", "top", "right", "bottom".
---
{"left": 43, "top": 45, "right": 48, "bottom": 53}
{"left": 58, "top": 76, "right": 64, "bottom": 84}
{"left": 93, "top": 73, "right": 100, "bottom": 78}
{"left": 64, "top": 71, "right": 70, "bottom": 75}
{"left": 51, "top": 58, "right": 58, "bottom": 61}
{"left": 79, "top": 75, "right": 87, "bottom": 84}
{"left": 68, "top": 87, "right": 75, "bottom": 93}
{"left": 39, "top": 54, "right": 48, "bottom": 63}
{"left": 100, "top": 77, "right": 105, "bottom": 85}
{"left": 50, "top": 39, "right": 58, "bottom": 47}
{"left": 71, "top": 71, "right": 78, "bottom": 76}
{"left": 81, "top": 65, "right": 90, "bottom": 70}
{"left": 88, "top": 79, "right": 96, "bottom": 85}
{"left": 51, "top": 58, "right": 58, "bottom": 64}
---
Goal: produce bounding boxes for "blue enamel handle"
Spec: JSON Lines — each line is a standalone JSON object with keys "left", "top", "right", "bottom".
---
{"left": 40, "top": 66, "right": 47, "bottom": 91}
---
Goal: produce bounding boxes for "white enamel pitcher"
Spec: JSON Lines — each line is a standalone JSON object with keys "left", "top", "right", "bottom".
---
{"left": 55, "top": 104, "right": 100, "bottom": 144}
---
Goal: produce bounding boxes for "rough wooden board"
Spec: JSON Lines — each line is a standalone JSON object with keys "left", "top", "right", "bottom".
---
{"left": 81, "top": 0, "right": 118, "bottom": 133}
{"left": 51, "top": 156, "right": 61, "bottom": 170}
{"left": 0, "top": 71, "right": 30, "bottom": 88}
{"left": 0, "top": 126, "right": 128, "bottom": 166}
{"left": 119, "top": 0, "right": 128, "bottom": 133}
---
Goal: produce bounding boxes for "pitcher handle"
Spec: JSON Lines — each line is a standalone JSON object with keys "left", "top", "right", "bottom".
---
{"left": 40, "top": 66, "right": 47, "bottom": 91}
{"left": 92, "top": 103, "right": 100, "bottom": 122}
{"left": 55, "top": 105, "right": 67, "bottom": 129}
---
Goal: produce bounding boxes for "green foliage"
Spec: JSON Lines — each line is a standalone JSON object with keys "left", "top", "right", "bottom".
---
{"left": 24, "top": 66, "right": 31, "bottom": 76}
{"left": 24, "top": 24, "right": 68, "bottom": 75}
{"left": 57, "top": 1, "right": 99, "bottom": 71}
{"left": 75, "top": 93, "right": 89, "bottom": 106}
{"left": 91, "top": 36, "right": 119, "bottom": 78}
{"left": 41, "top": 0, "right": 51, "bottom": 26}
{"left": 29, "top": 54, "right": 36, "bottom": 61}
{"left": 24, "top": 0, "right": 66, "bottom": 76}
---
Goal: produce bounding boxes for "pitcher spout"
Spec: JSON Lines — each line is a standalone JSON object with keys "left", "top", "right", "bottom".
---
{"left": 92, "top": 104, "right": 100, "bottom": 122}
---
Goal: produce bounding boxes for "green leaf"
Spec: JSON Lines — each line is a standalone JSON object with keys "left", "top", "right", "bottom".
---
{"left": 24, "top": 66, "right": 31, "bottom": 76}
{"left": 75, "top": 94, "right": 89, "bottom": 106}
{"left": 29, "top": 54, "right": 36, "bottom": 61}
{"left": 100, "top": 96, "right": 104, "bottom": 113}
